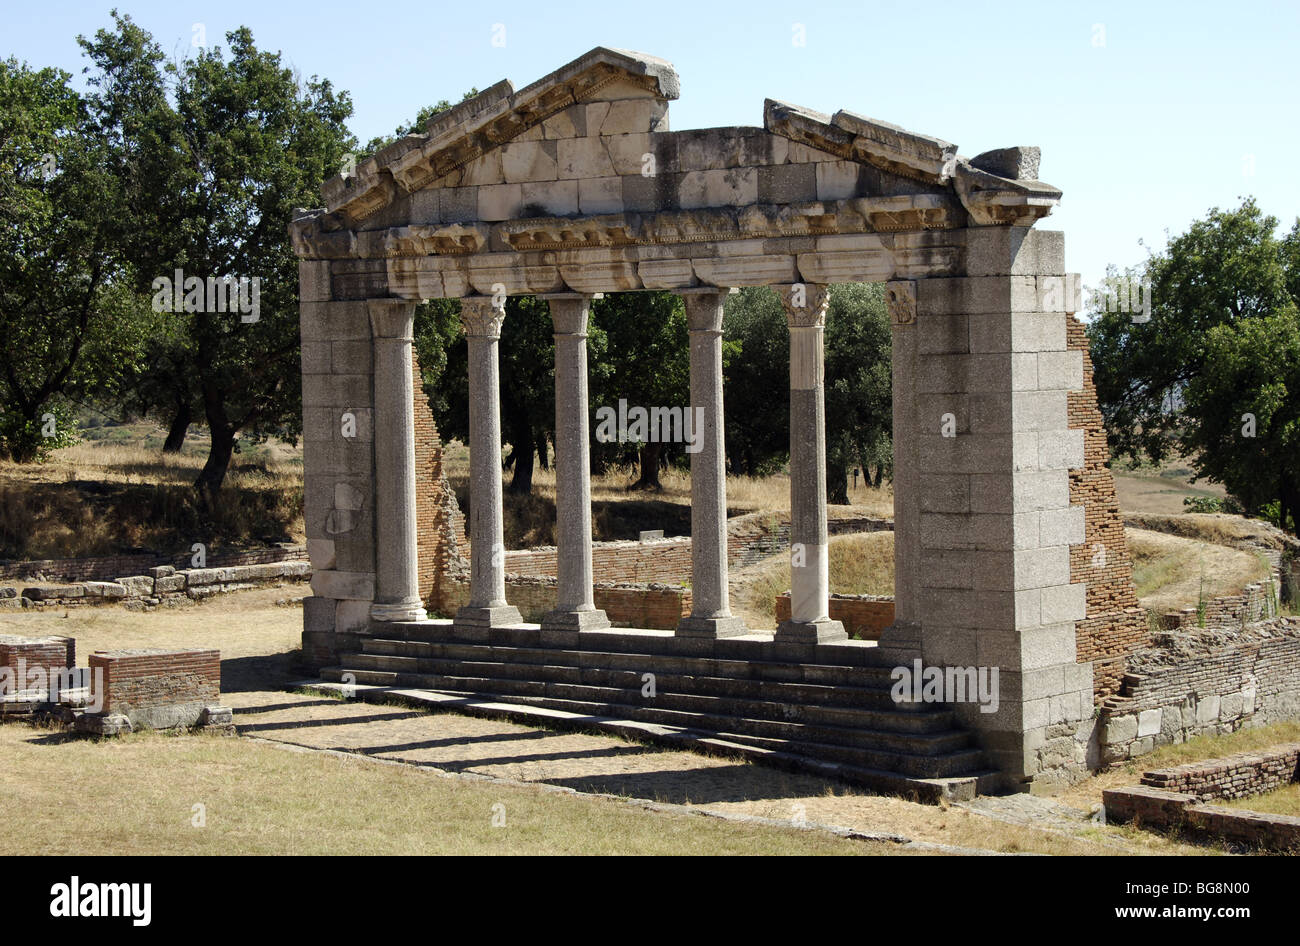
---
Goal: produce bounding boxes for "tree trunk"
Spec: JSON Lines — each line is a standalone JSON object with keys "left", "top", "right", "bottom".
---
{"left": 195, "top": 423, "right": 235, "bottom": 499}
{"left": 827, "top": 456, "right": 849, "bottom": 505}
{"left": 506, "top": 415, "right": 535, "bottom": 495}
{"left": 629, "top": 441, "right": 663, "bottom": 490}
{"left": 5, "top": 406, "right": 43, "bottom": 463}
{"left": 162, "top": 401, "right": 191, "bottom": 453}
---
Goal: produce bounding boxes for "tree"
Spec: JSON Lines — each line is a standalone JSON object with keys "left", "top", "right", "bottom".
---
{"left": 0, "top": 57, "right": 131, "bottom": 461}
{"left": 1089, "top": 199, "right": 1300, "bottom": 535}
{"left": 589, "top": 292, "right": 690, "bottom": 490}
{"left": 78, "top": 15, "right": 356, "bottom": 494}
{"left": 824, "top": 283, "right": 892, "bottom": 503}
{"left": 722, "top": 287, "right": 789, "bottom": 476}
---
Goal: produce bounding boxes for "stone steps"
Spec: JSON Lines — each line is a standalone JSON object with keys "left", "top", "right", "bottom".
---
{"left": 311, "top": 624, "right": 992, "bottom": 787}
{"left": 338, "top": 651, "right": 954, "bottom": 731}
{"left": 322, "top": 665, "right": 972, "bottom": 763}
{"left": 296, "top": 680, "right": 989, "bottom": 801}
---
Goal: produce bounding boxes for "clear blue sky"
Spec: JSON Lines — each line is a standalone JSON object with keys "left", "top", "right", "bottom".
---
{"left": 6, "top": 0, "right": 1298, "bottom": 291}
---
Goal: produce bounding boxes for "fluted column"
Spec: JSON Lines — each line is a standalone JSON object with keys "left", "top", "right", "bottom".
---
{"left": 542, "top": 294, "right": 609, "bottom": 635}
{"left": 367, "top": 299, "right": 428, "bottom": 623}
{"left": 454, "top": 296, "right": 522, "bottom": 630}
{"left": 774, "top": 284, "right": 846, "bottom": 644}
{"left": 676, "top": 289, "right": 746, "bottom": 638}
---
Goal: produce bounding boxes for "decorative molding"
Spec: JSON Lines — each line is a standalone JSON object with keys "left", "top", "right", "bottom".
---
{"left": 774, "top": 283, "right": 830, "bottom": 328}
{"left": 459, "top": 296, "right": 507, "bottom": 338}
{"left": 885, "top": 280, "right": 917, "bottom": 326}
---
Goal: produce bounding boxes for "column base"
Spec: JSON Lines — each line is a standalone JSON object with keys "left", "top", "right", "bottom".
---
{"left": 541, "top": 608, "right": 610, "bottom": 630}
{"left": 370, "top": 600, "right": 429, "bottom": 622}
{"left": 774, "top": 617, "right": 848, "bottom": 644}
{"left": 453, "top": 604, "right": 523, "bottom": 635}
{"left": 676, "top": 615, "right": 749, "bottom": 639}
{"left": 540, "top": 608, "right": 610, "bottom": 645}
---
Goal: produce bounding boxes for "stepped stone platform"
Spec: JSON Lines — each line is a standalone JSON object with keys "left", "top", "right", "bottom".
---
{"left": 303, "top": 619, "right": 1000, "bottom": 802}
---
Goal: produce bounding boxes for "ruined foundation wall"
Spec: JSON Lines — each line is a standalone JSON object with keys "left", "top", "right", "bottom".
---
{"left": 1066, "top": 316, "right": 1149, "bottom": 700}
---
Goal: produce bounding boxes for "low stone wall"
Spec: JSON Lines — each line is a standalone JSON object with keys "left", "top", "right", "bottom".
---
{"left": 1140, "top": 744, "right": 1300, "bottom": 801}
{"left": 4, "top": 561, "right": 311, "bottom": 612}
{"left": 439, "top": 574, "right": 691, "bottom": 629}
{"left": 1104, "top": 745, "right": 1300, "bottom": 850}
{"left": 1097, "top": 616, "right": 1300, "bottom": 764}
{"left": 83, "top": 648, "right": 225, "bottom": 732}
{"left": 774, "top": 592, "right": 894, "bottom": 640}
{"left": 0, "top": 544, "right": 307, "bottom": 584}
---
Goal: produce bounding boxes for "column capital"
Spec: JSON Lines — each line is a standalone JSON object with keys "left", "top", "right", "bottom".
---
{"left": 367, "top": 298, "right": 417, "bottom": 340}
{"left": 460, "top": 296, "right": 507, "bottom": 338}
{"left": 885, "top": 280, "right": 917, "bottom": 325}
{"left": 679, "top": 288, "right": 730, "bottom": 334}
{"left": 773, "top": 283, "right": 830, "bottom": 328}
{"left": 544, "top": 294, "right": 594, "bottom": 336}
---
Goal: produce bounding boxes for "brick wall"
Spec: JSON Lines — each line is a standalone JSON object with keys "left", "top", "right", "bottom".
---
{"left": 1140, "top": 743, "right": 1300, "bottom": 800}
{"left": 1097, "top": 615, "right": 1300, "bottom": 764}
{"left": 1104, "top": 746, "right": 1300, "bottom": 850}
{"left": 439, "top": 574, "right": 690, "bottom": 628}
{"left": 775, "top": 593, "right": 895, "bottom": 640}
{"left": 88, "top": 648, "right": 221, "bottom": 728}
{"left": 412, "top": 351, "right": 468, "bottom": 615}
{"left": 0, "top": 635, "right": 75, "bottom": 697}
{"left": 1067, "top": 316, "right": 1149, "bottom": 700}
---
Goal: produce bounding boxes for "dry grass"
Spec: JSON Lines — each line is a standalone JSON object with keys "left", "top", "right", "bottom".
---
{"left": 1221, "top": 782, "right": 1300, "bottom": 816}
{"left": 440, "top": 438, "right": 893, "bottom": 547}
{"left": 731, "top": 531, "right": 894, "bottom": 631}
{"left": 1124, "top": 512, "right": 1296, "bottom": 551}
{"left": 1112, "top": 460, "right": 1228, "bottom": 516}
{"left": 0, "top": 436, "right": 304, "bottom": 559}
{"left": 0, "top": 723, "right": 890, "bottom": 856}
{"left": 1125, "top": 527, "right": 1271, "bottom": 614}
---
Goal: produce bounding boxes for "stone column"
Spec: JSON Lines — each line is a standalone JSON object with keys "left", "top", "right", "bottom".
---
{"left": 876, "top": 280, "right": 922, "bottom": 659}
{"left": 454, "top": 297, "right": 522, "bottom": 630}
{"left": 677, "top": 289, "right": 746, "bottom": 638}
{"left": 367, "top": 299, "right": 428, "bottom": 623}
{"left": 541, "top": 294, "right": 609, "bottom": 634}
{"left": 774, "top": 284, "right": 846, "bottom": 644}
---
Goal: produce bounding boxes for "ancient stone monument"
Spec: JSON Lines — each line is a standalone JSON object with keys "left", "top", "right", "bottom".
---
{"left": 292, "top": 47, "right": 1130, "bottom": 792}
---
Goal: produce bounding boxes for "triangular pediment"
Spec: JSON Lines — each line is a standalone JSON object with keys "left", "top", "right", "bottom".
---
{"left": 293, "top": 47, "right": 1062, "bottom": 263}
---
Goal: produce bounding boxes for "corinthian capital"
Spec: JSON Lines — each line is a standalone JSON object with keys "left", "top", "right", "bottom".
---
{"left": 774, "top": 283, "right": 830, "bottom": 328}
{"left": 459, "top": 296, "right": 507, "bottom": 338}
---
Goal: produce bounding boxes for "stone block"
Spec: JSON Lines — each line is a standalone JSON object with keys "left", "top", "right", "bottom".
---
{"left": 516, "top": 180, "right": 576, "bottom": 216}
{"left": 1013, "top": 546, "right": 1071, "bottom": 590}
{"left": 558, "top": 137, "right": 616, "bottom": 179}
{"left": 310, "top": 570, "right": 374, "bottom": 601}
{"left": 461, "top": 151, "right": 504, "bottom": 186}
{"left": 677, "top": 168, "right": 757, "bottom": 209}
{"left": 965, "top": 227, "right": 1065, "bottom": 277}
{"left": 299, "top": 261, "right": 332, "bottom": 303}
{"left": 1138, "top": 708, "right": 1163, "bottom": 737}
{"left": 307, "top": 538, "right": 337, "bottom": 571}
{"left": 303, "top": 595, "right": 335, "bottom": 633}
{"left": 298, "top": 301, "right": 370, "bottom": 342}
{"left": 1037, "top": 428, "right": 1085, "bottom": 470}
{"left": 1195, "top": 695, "right": 1222, "bottom": 725}
{"left": 440, "top": 187, "right": 478, "bottom": 223}
{"left": 758, "top": 163, "right": 817, "bottom": 203}
{"left": 1036, "top": 350, "right": 1084, "bottom": 391}
{"left": 814, "top": 161, "right": 864, "bottom": 200}
{"left": 335, "top": 599, "right": 372, "bottom": 633}
{"left": 1103, "top": 714, "right": 1139, "bottom": 745}
{"left": 1038, "top": 505, "right": 1085, "bottom": 546}
{"left": 578, "top": 176, "right": 623, "bottom": 214}
{"left": 1039, "top": 581, "right": 1087, "bottom": 624}
{"left": 477, "top": 184, "right": 523, "bottom": 221}
{"left": 501, "top": 140, "right": 559, "bottom": 183}
{"left": 1013, "top": 390, "right": 1068, "bottom": 432}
